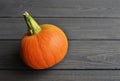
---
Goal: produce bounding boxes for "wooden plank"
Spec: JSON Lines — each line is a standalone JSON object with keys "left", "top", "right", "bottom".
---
{"left": 1, "top": 40, "right": 120, "bottom": 69}
{"left": 0, "top": 70, "right": 120, "bottom": 81}
{"left": 1, "top": 18, "right": 120, "bottom": 39}
{"left": 1, "top": 0, "right": 120, "bottom": 17}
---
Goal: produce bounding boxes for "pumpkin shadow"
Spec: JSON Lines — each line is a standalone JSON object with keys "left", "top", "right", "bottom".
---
{"left": 0, "top": 41, "right": 28, "bottom": 69}
{"left": 7, "top": 46, "right": 29, "bottom": 70}
{"left": 0, "top": 41, "right": 55, "bottom": 80}
{"left": 8, "top": 46, "right": 51, "bottom": 80}
{"left": 8, "top": 43, "right": 51, "bottom": 78}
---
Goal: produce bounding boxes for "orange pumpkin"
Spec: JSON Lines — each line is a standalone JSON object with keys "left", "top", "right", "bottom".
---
{"left": 21, "top": 12, "right": 68, "bottom": 69}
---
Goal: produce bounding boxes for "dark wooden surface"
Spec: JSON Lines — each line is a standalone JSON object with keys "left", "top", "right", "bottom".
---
{"left": 1, "top": 0, "right": 120, "bottom": 81}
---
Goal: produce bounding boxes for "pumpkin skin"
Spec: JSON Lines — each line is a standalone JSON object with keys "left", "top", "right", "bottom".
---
{"left": 21, "top": 12, "right": 68, "bottom": 69}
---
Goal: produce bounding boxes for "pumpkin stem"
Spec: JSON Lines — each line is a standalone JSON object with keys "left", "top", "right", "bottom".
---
{"left": 23, "top": 11, "right": 41, "bottom": 35}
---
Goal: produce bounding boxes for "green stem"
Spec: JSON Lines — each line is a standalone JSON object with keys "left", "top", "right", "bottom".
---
{"left": 23, "top": 11, "right": 41, "bottom": 35}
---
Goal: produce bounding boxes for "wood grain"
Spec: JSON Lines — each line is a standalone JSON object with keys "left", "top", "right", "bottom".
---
{"left": 0, "top": 70, "right": 120, "bottom": 81}
{"left": 1, "top": 0, "right": 120, "bottom": 81}
{"left": 1, "top": 0, "right": 120, "bottom": 17}
{"left": 1, "top": 40, "right": 120, "bottom": 69}
{"left": 1, "top": 18, "right": 120, "bottom": 39}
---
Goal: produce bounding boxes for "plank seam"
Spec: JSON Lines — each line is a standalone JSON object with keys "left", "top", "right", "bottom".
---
{"left": 1, "top": 39, "right": 120, "bottom": 41}
{"left": 1, "top": 17, "right": 120, "bottom": 19}
{"left": 1, "top": 69, "right": 120, "bottom": 71}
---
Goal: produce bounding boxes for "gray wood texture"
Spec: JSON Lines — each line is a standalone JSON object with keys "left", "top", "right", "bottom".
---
{"left": 1, "top": 70, "right": 120, "bottom": 81}
{"left": 1, "top": 0, "right": 120, "bottom": 17}
{"left": 1, "top": 18, "right": 120, "bottom": 39}
{"left": 1, "top": 0, "right": 120, "bottom": 81}
{"left": 0, "top": 40, "right": 120, "bottom": 69}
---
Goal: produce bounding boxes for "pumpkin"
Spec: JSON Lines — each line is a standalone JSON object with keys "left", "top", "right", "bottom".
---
{"left": 21, "top": 12, "right": 68, "bottom": 69}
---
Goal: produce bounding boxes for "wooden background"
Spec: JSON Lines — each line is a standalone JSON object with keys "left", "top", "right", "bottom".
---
{"left": 1, "top": 0, "right": 120, "bottom": 81}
